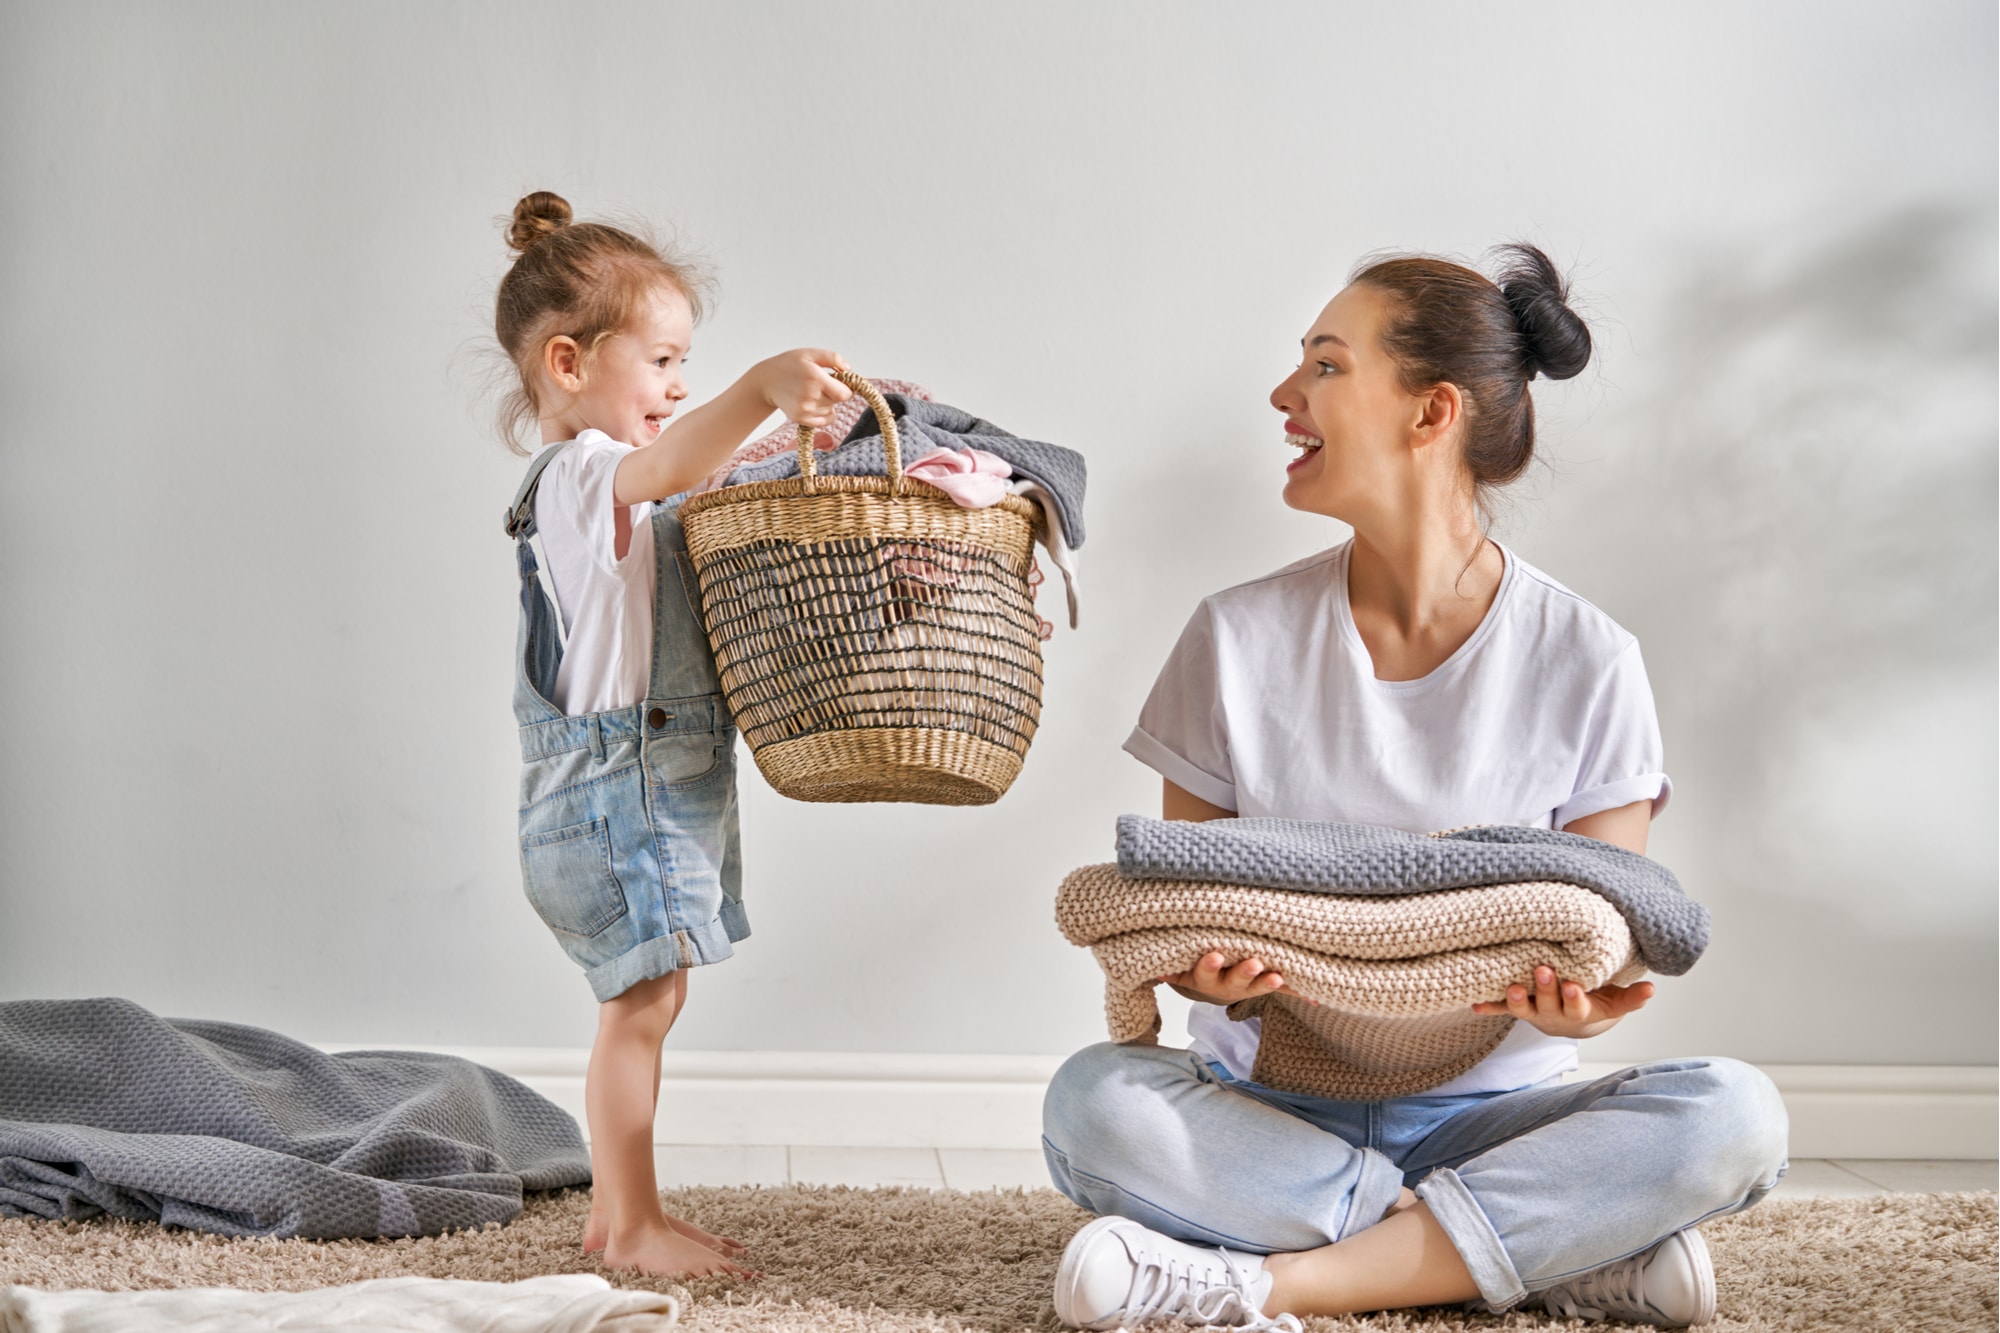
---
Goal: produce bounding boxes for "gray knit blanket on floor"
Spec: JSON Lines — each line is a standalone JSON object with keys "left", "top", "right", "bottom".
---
{"left": 1115, "top": 815, "right": 1708, "bottom": 974}
{"left": 0, "top": 998, "right": 590, "bottom": 1239}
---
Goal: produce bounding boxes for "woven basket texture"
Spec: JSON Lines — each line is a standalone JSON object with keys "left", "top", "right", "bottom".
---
{"left": 679, "top": 375, "right": 1046, "bottom": 805}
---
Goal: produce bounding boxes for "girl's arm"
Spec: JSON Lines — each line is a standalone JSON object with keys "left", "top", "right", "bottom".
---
{"left": 614, "top": 349, "right": 850, "bottom": 505}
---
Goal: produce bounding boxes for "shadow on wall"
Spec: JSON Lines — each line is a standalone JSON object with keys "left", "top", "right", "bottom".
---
{"left": 1533, "top": 205, "right": 1997, "bottom": 954}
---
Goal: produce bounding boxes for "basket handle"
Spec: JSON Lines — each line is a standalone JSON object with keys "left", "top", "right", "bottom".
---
{"left": 796, "top": 369, "right": 903, "bottom": 496}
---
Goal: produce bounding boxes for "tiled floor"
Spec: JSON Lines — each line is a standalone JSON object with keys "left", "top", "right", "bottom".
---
{"left": 1769, "top": 1159, "right": 1998, "bottom": 1197}
{"left": 656, "top": 1147, "right": 1995, "bottom": 1195}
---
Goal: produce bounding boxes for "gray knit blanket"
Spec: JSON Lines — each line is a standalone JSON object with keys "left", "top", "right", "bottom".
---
{"left": 0, "top": 998, "right": 589, "bottom": 1239}
{"left": 1115, "top": 815, "right": 1708, "bottom": 975}
{"left": 724, "top": 395, "right": 1088, "bottom": 549}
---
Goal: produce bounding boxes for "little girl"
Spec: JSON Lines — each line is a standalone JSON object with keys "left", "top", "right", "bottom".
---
{"left": 494, "top": 191, "right": 850, "bottom": 1277}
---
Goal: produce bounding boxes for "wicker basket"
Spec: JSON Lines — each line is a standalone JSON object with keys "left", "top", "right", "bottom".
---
{"left": 678, "top": 372, "right": 1046, "bottom": 804}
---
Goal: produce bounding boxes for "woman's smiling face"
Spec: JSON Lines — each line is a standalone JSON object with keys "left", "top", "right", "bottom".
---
{"left": 1269, "top": 283, "right": 1426, "bottom": 523}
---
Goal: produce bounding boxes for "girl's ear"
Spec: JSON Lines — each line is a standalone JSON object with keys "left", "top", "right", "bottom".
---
{"left": 542, "top": 335, "right": 585, "bottom": 394}
{"left": 1409, "top": 381, "right": 1463, "bottom": 451}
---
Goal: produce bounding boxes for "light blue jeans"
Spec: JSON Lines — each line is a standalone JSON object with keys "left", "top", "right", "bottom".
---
{"left": 1041, "top": 1042, "right": 1789, "bottom": 1310}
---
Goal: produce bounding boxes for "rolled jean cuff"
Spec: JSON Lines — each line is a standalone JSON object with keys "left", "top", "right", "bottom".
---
{"left": 1342, "top": 1147, "right": 1409, "bottom": 1241}
{"left": 1415, "top": 1167, "right": 1524, "bottom": 1309}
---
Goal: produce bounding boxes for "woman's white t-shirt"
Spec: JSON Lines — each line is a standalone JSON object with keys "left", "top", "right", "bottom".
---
{"left": 530, "top": 430, "right": 656, "bottom": 717}
{"left": 1123, "top": 539, "right": 1669, "bottom": 1096}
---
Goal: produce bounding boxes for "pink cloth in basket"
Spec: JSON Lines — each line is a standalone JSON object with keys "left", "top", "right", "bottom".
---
{"left": 693, "top": 376, "right": 1056, "bottom": 639}
{"left": 905, "top": 446, "right": 1013, "bottom": 507}
{"left": 694, "top": 378, "right": 933, "bottom": 493}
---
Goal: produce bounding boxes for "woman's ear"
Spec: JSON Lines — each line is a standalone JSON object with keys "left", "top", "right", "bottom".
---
{"left": 1410, "top": 381, "right": 1464, "bottom": 451}
{"left": 541, "top": 335, "right": 585, "bottom": 395}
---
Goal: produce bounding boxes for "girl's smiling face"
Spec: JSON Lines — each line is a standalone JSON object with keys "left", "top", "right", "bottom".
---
{"left": 542, "top": 285, "right": 695, "bottom": 447}
{"left": 1269, "top": 283, "right": 1435, "bottom": 524}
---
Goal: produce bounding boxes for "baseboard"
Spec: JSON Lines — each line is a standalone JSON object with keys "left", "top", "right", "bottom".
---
{"left": 321, "top": 1046, "right": 1998, "bottom": 1160}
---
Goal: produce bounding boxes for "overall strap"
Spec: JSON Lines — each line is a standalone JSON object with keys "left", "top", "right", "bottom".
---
{"left": 508, "top": 443, "right": 575, "bottom": 723}
{"left": 504, "top": 442, "right": 572, "bottom": 540}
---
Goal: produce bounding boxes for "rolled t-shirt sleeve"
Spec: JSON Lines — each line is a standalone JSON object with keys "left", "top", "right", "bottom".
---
{"left": 1553, "top": 640, "right": 1672, "bottom": 828}
{"left": 1123, "top": 601, "right": 1239, "bottom": 810}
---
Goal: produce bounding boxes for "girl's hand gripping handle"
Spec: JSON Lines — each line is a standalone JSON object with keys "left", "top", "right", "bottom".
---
{"left": 612, "top": 348, "right": 852, "bottom": 505}
{"left": 753, "top": 349, "right": 852, "bottom": 429}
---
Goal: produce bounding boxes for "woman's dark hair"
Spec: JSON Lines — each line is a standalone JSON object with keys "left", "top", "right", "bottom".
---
{"left": 1350, "top": 243, "right": 1591, "bottom": 502}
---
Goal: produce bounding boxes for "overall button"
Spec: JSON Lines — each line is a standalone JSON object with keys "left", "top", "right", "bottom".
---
{"left": 647, "top": 708, "right": 670, "bottom": 729}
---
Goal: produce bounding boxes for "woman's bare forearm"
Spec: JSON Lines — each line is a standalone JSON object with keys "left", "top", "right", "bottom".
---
{"left": 1163, "top": 778, "right": 1234, "bottom": 823}
{"left": 1561, "top": 798, "right": 1651, "bottom": 854}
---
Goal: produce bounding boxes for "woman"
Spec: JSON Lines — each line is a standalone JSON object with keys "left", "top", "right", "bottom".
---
{"left": 1041, "top": 247, "right": 1788, "bottom": 1330}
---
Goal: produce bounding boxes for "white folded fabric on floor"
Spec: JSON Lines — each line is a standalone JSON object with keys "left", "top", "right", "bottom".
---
{"left": 0, "top": 1275, "right": 678, "bottom": 1332}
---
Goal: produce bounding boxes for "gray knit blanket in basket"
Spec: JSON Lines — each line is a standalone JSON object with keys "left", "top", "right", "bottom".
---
{"left": 0, "top": 998, "right": 589, "bottom": 1239}
{"left": 1058, "top": 818, "right": 1708, "bottom": 1099}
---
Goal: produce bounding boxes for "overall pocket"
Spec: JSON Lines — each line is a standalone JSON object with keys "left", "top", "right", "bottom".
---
{"left": 519, "top": 816, "right": 630, "bottom": 938}
{"left": 644, "top": 723, "right": 730, "bottom": 790}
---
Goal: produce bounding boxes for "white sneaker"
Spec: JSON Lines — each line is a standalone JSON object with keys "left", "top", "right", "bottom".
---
{"left": 1052, "top": 1215, "right": 1303, "bottom": 1331}
{"left": 1531, "top": 1228, "right": 1717, "bottom": 1327}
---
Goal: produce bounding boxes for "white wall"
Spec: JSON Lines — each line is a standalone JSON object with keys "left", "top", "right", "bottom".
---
{"left": 1, "top": 1, "right": 1992, "bottom": 1066}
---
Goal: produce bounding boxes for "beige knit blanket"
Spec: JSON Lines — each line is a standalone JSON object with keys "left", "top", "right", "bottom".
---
{"left": 1055, "top": 864, "right": 1646, "bottom": 1100}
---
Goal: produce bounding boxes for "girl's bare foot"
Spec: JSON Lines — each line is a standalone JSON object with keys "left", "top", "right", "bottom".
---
{"left": 668, "top": 1212, "right": 748, "bottom": 1257}
{"left": 602, "top": 1219, "right": 757, "bottom": 1279}
{"left": 584, "top": 1204, "right": 745, "bottom": 1257}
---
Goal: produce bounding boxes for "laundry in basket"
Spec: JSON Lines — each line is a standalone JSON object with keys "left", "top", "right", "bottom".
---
{"left": 678, "top": 371, "right": 1084, "bottom": 805}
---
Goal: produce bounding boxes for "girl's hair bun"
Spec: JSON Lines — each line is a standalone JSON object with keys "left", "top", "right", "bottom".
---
{"left": 507, "top": 191, "right": 573, "bottom": 255}
{"left": 1495, "top": 243, "right": 1591, "bottom": 381}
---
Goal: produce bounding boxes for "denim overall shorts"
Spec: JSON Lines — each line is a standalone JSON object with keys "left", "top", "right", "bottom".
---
{"left": 505, "top": 445, "right": 748, "bottom": 1003}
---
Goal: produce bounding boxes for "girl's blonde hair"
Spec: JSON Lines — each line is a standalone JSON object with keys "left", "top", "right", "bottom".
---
{"left": 493, "top": 191, "right": 710, "bottom": 454}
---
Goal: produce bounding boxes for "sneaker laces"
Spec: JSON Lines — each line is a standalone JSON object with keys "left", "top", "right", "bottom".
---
{"left": 1538, "top": 1256, "right": 1649, "bottom": 1322}
{"left": 1120, "top": 1244, "right": 1303, "bottom": 1332}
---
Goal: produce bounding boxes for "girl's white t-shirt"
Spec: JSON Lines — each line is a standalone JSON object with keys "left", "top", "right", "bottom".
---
{"left": 530, "top": 430, "right": 656, "bottom": 717}
{"left": 1123, "top": 539, "right": 1669, "bottom": 1096}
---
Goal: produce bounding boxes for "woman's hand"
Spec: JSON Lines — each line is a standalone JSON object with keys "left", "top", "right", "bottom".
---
{"left": 1471, "top": 965, "right": 1654, "bottom": 1039}
{"left": 753, "top": 348, "right": 851, "bottom": 427}
{"left": 1160, "top": 951, "right": 1306, "bottom": 1007}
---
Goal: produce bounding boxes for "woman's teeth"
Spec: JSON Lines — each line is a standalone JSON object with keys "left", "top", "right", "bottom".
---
{"left": 1286, "top": 432, "right": 1322, "bottom": 455}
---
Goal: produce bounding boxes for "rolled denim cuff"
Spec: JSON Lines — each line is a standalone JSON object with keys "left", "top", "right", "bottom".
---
{"left": 1339, "top": 1147, "right": 1409, "bottom": 1241}
{"left": 583, "top": 900, "right": 751, "bottom": 1002}
{"left": 1415, "top": 1167, "right": 1525, "bottom": 1309}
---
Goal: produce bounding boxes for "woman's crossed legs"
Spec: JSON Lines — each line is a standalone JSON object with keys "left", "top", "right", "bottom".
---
{"left": 1041, "top": 1042, "right": 1787, "bottom": 1317}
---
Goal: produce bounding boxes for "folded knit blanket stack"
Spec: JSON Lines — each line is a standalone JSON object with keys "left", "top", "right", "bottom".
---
{"left": 1056, "top": 817, "right": 1709, "bottom": 1100}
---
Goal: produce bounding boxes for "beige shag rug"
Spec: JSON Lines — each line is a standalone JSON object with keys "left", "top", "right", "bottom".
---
{"left": 1, "top": 1188, "right": 1993, "bottom": 1332}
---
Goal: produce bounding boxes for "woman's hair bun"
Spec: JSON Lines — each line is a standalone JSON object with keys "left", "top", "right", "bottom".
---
{"left": 507, "top": 191, "right": 573, "bottom": 255}
{"left": 1495, "top": 243, "right": 1591, "bottom": 381}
